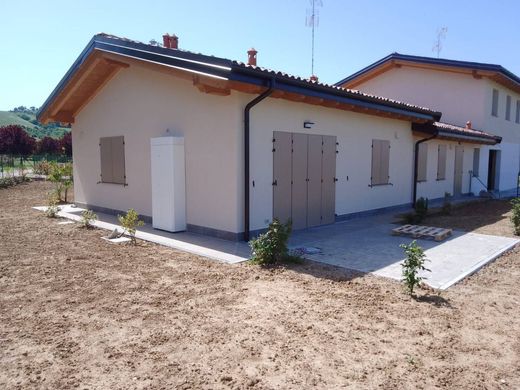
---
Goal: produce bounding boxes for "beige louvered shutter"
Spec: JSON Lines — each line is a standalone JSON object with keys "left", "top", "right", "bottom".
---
{"left": 111, "top": 136, "right": 126, "bottom": 184}
{"left": 437, "top": 145, "right": 447, "bottom": 180}
{"left": 100, "top": 137, "right": 113, "bottom": 183}
{"left": 417, "top": 142, "right": 428, "bottom": 182}
{"left": 380, "top": 140, "right": 390, "bottom": 185}
{"left": 371, "top": 140, "right": 381, "bottom": 185}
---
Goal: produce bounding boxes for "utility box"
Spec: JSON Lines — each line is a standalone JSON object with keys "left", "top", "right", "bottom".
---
{"left": 150, "top": 136, "right": 186, "bottom": 232}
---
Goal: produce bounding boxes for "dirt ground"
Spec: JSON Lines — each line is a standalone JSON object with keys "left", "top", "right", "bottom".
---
{"left": 425, "top": 199, "right": 516, "bottom": 237}
{"left": 1, "top": 182, "right": 519, "bottom": 389}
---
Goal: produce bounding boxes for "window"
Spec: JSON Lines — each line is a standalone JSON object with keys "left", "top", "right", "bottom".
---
{"left": 506, "top": 95, "right": 512, "bottom": 121}
{"left": 491, "top": 89, "right": 499, "bottom": 117}
{"left": 437, "top": 144, "right": 447, "bottom": 180}
{"left": 417, "top": 142, "right": 428, "bottom": 182}
{"left": 371, "top": 139, "right": 390, "bottom": 186}
{"left": 472, "top": 148, "right": 480, "bottom": 177}
{"left": 516, "top": 100, "right": 520, "bottom": 124}
{"left": 100, "top": 136, "right": 126, "bottom": 184}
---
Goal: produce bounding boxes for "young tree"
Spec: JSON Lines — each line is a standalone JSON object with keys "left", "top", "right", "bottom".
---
{"left": 59, "top": 132, "right": 72, "bottom": 156}
{"left": 37, "top": 136, "right": 60, "bottom": 155}
{"left": 0, "top": 125, "right": 35, "bottom": 156}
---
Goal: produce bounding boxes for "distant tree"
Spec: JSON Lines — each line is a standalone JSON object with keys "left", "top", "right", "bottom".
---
{"left": 0, "top": 125, "right": 35, "bottom": 156}
{"left": 37, "top": 136, "right": 60, "bottom": 154}
{"left": 59, "top": 132, "right": 72, "bottom": 157}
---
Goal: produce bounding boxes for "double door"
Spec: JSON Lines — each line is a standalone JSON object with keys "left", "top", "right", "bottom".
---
{"left": 273, "top": 131, "right": 336, "bottom": 230}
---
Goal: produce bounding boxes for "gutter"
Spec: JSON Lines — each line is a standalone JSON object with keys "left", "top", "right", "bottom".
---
{"left": 244, "top": 79, "right": 275, "bottom": 241}
{"left": 413, "top": 133, "right": 438, "bottom": 207}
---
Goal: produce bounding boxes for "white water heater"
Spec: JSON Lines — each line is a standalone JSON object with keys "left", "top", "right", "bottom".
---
{"left": 150, "top": 136, "right": 186, "bottom": 232}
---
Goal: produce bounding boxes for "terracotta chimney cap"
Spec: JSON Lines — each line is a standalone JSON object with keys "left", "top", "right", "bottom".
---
{"left": 310, "top": 75, "right": 319, "bottom": 82}
{"left": 466, "top": 121, "right": 472, "bottom": 129}
{"left": 162, "top": 33, "right": 179, "bottom": 49}
{"left": 247, "top": 48, "right": 258, "bottom": 66}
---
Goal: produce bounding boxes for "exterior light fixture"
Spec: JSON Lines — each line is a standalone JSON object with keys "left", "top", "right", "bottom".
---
{"left": 303, "top": 121, "right": 315, "bottom": 129}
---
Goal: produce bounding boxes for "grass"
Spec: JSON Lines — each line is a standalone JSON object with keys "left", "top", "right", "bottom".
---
{"left": 0, "top": 111, "right": 70, "bottom": 139}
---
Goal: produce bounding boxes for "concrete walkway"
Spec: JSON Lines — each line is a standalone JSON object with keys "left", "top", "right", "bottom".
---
{"left": 33, "top": 205, "right": 250, "bottom": 264}
{"left": 289, "top": 211, "right": 519, "bottom": 289}
{"left": 34, "top": 204, "right": 519, "bottom": 289}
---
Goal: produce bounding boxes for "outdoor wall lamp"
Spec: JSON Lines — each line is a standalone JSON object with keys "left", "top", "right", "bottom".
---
{"left": 304, "top": 121, "right": 315, "bottom": 129}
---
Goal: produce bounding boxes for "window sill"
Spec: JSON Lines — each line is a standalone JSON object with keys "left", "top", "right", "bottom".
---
{"left": 97, "top": 181, "right": 128, "bottom": 187}
{"left": 368, "top": 182, "right": 393, "bottom": 188}
{"left": 417, "top": 180, "right": 427, "bottom": 183}
{"left": 436, "top": 178, "right": 446, "bottom": 181}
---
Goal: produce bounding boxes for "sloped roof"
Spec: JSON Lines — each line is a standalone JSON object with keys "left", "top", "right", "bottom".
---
{"left": 38, "top": 34, "right": 441, "bottom": 124}
{"left": 412, "top": 121, "right": 501, "bottom": 145}
{"left": 336, "top": 53, "right": 520, "bottom": 93}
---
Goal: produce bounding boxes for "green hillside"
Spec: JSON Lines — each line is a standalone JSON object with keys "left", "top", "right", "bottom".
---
{"left": 0, "top": 110, "right": 70, "bottom": 139}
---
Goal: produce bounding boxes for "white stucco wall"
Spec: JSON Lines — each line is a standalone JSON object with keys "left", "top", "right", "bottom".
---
{"left": 72, "top": 61, "right": 505, "bottom": 238}
{"left": 73, "top": 63, "right": 244, "bottom": 234}
{"left": 352, "top": 66, "right": 520, "bottom": 191}
{"left": 246, "top": 97, "right": 416, "bottom": 231}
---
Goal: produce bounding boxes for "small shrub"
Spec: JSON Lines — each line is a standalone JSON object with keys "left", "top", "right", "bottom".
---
{"left": 80, "top": 209, "right": 98, "bottom": 229}
{"left": 33, "top": 160, "right": 52, "bottom": 175}
{"left": 45, "top": 193, "right": 61, "bottom": 218}
{"left": 249, "top": 219, "right": 293, "bottom": 265}
{"left": 48, "top": 162, "right": 73, "bottom": 202}
{"left": 441, "top": 192, "right": 452, "bottom": 215}
{"left": 400, "top": 240, "right": 430, "bottom": 296}
{"left": 118, "top": 208, "right": 144, "bottom": 244}
{"left": 511, "top": 198, "right": 520, "bottom": 235}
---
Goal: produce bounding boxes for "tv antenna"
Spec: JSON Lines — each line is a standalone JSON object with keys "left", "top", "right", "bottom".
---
{"left": 306, "top": 0, "right": 323, "bottom": 77}
{"left": 432, "top": 27, "right": 448, "bottom": 58}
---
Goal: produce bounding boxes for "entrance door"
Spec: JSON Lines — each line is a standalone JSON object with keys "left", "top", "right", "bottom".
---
{"left": 307, "top": 135, "right": 323, "bottom": 227}
{"left": 487, "top": 150, "right": 498, "bottom": 191}
{"left": 453, "top": 146, "right": 464, "bottom": 196}
{"left": 272, "top": 132, "right": 292, "bottom": 224}
{"left": 272, "top": 131, "right": 337, "bottom": 230}
{"left": 321, "top": 135, "right": 337, "bottom": 225}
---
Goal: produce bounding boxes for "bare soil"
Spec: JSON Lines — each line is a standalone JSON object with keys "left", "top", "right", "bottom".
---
{"left": 425, "top": 199, "right": 516, "bottom": 237}
{"left": 1, "top": 182, "right": 519, "bottom": 389}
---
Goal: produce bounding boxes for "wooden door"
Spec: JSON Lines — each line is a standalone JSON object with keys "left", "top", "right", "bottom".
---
{"left": 291, "top": 133, "right": 308, "bottom": 230}
{"left": 272, "top": 132, "right": 292, "bottom": 224}
{"left": 321, "top": 135, "right": 336, "bottom": 225}
{"left": 307, "top": 135, "right": 323, "bottom": 227}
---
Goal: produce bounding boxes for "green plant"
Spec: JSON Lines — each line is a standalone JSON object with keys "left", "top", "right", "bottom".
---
{"left": 249, "top": 219, "right": 293, "bottom": 265}
{"left": 48, "top": 162, "right": 73, "bottom": 202}
{"left": 400, "top": 240, "right": 430, "bottom": 296}
{"left": 118, "top": 208, "right": 144, "bottom": 244}
{"left": 33, "top": 160, "right": 52, "bottom": 175}
{"left": 415, "top": 197, "right": 429, "bottom": 221}
{"left": 80, "top": 209, "right": 98, "bottom": 229}
{"left": 45, "top": 193, "right": 60, "bottom": 218}
{"left": 511, "top": 198, "right": 520, "bottom": 235}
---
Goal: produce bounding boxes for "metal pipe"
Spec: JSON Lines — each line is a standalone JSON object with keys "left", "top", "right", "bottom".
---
{"left": 244, "top": 79, "right": 275, "bottom": 241}
{"left": 413, "top": 133, "right": 438, "bottom": 207}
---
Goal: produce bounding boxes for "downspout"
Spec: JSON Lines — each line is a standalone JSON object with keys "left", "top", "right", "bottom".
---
{"left": 413, "top": 133, "right": 438, "bottom": 207}
{"left": 244, "top": 79, "right": 275, "bottom": 241}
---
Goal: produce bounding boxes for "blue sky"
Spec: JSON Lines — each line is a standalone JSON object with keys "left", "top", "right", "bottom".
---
{"left": 1, "top": 0, "right": 519, "bottom": 110}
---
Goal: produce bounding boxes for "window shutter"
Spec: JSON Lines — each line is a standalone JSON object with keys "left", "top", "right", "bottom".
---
{"left": 417, "top": 142, "right": 428, "bottom": 182}
{"left": 472, "top": 148, "right": 480, "bottom": 177}
{"left": 111, "top": 136, "right": 126, "bottom": 184}
{"left": 437, "top": 144, "right": 447, "bottom": 180}
{"left": 506, "top": 95, "right": 511, "bottom": 121}
{"left": 492, "top": 89, "right": 499, "bottom": 117}
{"left": 100, "top": 137, "right": 113, "bottom": 183}
{"left": 371, "top": 140, "right": 381, "bottom": 185}
{"left": 380, "top": 140, "right": 390, "bottom": 185}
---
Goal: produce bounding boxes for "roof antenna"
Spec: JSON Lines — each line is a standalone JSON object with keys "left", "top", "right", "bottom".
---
{"left": 306, "top": 0, "right": 323, "bottom": 78}
{"left": 432, "top": 27, "right": 448, "bottom": 58}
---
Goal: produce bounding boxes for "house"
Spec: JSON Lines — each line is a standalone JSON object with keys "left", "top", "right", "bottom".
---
{"left": 37, "top": 34, "right": 501, "bottom": 241}
{"left": 336, "top": 53, "right": 520, "bottom": 198}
